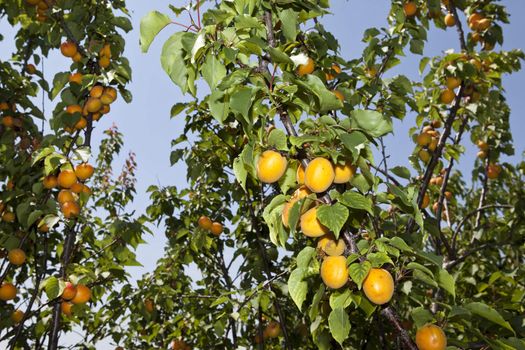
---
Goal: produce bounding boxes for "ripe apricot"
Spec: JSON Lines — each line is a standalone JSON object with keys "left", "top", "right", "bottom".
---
{"left": 90, "top": 86, "right": 104, "bottom": 98}
{"left": 61, "top": 201, "right": 80, "bottom": 219}
{"left": 428, "top": 137, "right": 438, "bottom": 152}
{"left": 61, "top": 301, "right": 73, "bottom": 316}
{"left": 11, "top": 309, "right": 24, "bottom": 323}
{"left": 256, "top": 150, "right": 287, "bottom": 184}
{"left": 61, "top": 282, "right": 77, "bottom": 301}
{"left": 304, "top": 157, "right": 335, "bottom": 193}
{"left": 282, "top": 186, "right": 311, "bottom": 227}
{"left": 2, "top": 211, "right": 16, "bottom": 223}
{"left": 99, "top": 56, "right": 110, "bottom": 68}
{"left": 43, "top": 175, "right": 58, "bottom": 189}
{"left": 66, "top": 105, "right": 82, "bottom": 115}
{"left": 403, "top": 2, "right": 417, "bottom": 17}
{"left": 263, "top": 321, "right": 281, "bottom": 338}
{"left": 418, "top": 149, "right": 431, "bottom": 163}
{"left": 363, "top": 268, "right": 394, "bottom": 305}
{"left": 171, "top": 340, "right": 189, "bottom": 350}
{"left": 487, "top": 163, "right": 502, "bottom": 179}
{"left": 477, "top": 140, "right": 488, "bottom": 151}
{"left": 100, "top": 43, "right": 111, "bottom": 58}
{"left": 439, "top": 89, "right": 455, "bottom": 104}
{"left": 8, "top": 248, "right": 26, "bottom": 266}
{"left": 2, "top": 116, "right": 14, "bottom": 128}
{"left": 421, "top": 193, "right": 430, "bottom": 209}
{"left": 145, "top": 298, "right": 155, "bottom": 313}
{"left": 198, "top": 216, "right": 212, "bottom": 230}
{"left": 445, "top": 77, "right": 461, "bottom": 90}
{"left": 416, "top": 132, "right": 432, "bottom": 146}
{"left": 85, "top": 97, "right": 102, "bottom": 113}
{"left": 60, "top": 41, "right": 77, "bottom": 58}
{"left": 297, "top": 57, "right": 315, "bottom": 76}
{"left": 58, "top": 169, "right": 77, "bottom": 188}
{"left": 477, "top": 150, "right": 487, "bottom": 159}
{"left": 70, "top": 183, "right": 84, "bottom": 194}
{"left": 477, "top": 18, "right": 491, "bottom": 31}
{"left": 210, "top": 222, "right": 223, "bottom": 236}
{"left": 320, "top": 256, "right": 348, "bottom": 289}
{"left": 69, "top": 72, "right": 83, "bottom": 85}
{"left": 333, "top": 90, "right": 344, "bottom": 102}
{"left": 72, "top": 52, "right": 82, "bottom": 63}
{"left": 26, "top": 64, "right": 37, "bottom": 74}
{"left": 333, "top": 162, "right": 356, "bottom": 184}
{"left": 415, "top": 324, "right": 447, "bottom": 350}
{"left": 296, "top": 164, "right": 305, "bottom": 184}
{"left": 0, "top": 283, "right": 17, "bottom": 301}
{"left": 444, "top": 13, "right": 456, "bottom": 27}
{"left": 317, "top": 233, "right": 346, "bottom": 256}
{"left": 75, "top": 163, "right": 94, "bottom": 181}
{"left": 75, "top": 117, "right": 87, "bottom": 130}
{"left": 71, "top": 284, "right": 91, "bottom": 304}
{"left": 325, "top": 64, "right": 342, "bottom": 81}
{"left": 468, "top": 13, "right": 483, "bottom": 30}
{"left": 58, "top": 190, "right": 75, "bottom": 204}
{"left": 101, "top": 87, "right": 118, "bottom": 104}
{"left": 300, "top": 207, "right": 329, "bottom": 237}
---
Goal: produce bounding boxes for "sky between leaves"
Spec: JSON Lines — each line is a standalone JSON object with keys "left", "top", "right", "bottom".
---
{"left": 0, "top": 0, "right": 524, "bottom": 348}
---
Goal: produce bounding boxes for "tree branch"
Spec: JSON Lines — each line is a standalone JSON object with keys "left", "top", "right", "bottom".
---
{"left": 380, "top": 307, "right": 418, "bottom": 350}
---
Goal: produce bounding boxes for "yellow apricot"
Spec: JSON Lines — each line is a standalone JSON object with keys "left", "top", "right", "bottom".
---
{"left": 320, "top": 256, "right": 348, "bottom": 289}
{"left": 317, "top": 233, "right": 346, "bottom": 256}
{"left": 304, "top": 157, "right": 335, "bottom": 193}
{"left": 256, "top": 150, "right": 288, "bottom": 184}
{"left": 362, "top": 268, "right": 395, "bottom": 305}
{"left": 300, "top": 207, "right": 329, "bottom": 237}
{"left": 333, "top": 162, "right": 356, "bottom": 184}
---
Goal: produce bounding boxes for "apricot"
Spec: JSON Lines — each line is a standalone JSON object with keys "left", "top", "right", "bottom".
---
{"left": 477, "top": 18, "right": 491, "bottom": 31}
{"left": 333, "top": 90, "right": 344, "bottom": 102}
{"left": 145, "top": 298, "right": 154, "bottom": 313}
{"left": 8, "top": 248, "right": 26, "bottom": 266}
{"left": 428, "top": 137, "right": 438, "bottom": 152}
{"left": 61, "top": 282, "right": 77, "bottom": 301}
{"left": 477, "top": 140, "right": 488, "bottom": 151}
{"left": 60, "top": 41, "right": 77, "bottom": 58}
{"left": 69, "top": 72, "right": 83, "bottom": 84}
{"left": 418, "top": 149, "right": 431, "bottom": 163}
{"left": 72, "top": 52, "right": 82, "bottom": 63}
{"left": 300, "top": 207, "right": 329, "bottom": 237}
{"left": 363, "top": 268, "right": 394, "bottom": 305}
{"left": 468, "top": 13, "right": 483, "bottom": 31}
{"left": 71, "top": 284, "right": 91, "bottom": 304}
{"left": 198, "top": 216, "right": 212, "bottom": 230}
{"left": 282, "top": 186, "right": 311, "bottom": 227}
{"left": 445, "top": 77, "right": 461, "bottom": 90}
{"left": 11, "top": 309, "right": 24, "bottom": 323}
{"left": 61, "top": 201, "right": 80, "bottom": 219}
{"left": 0, "top": 283, "right": 17, "bottom": 301}
{"left": 444, "top": 13, "right": 456, "bottom": 27}
{"left": 75, "top": 163, "right": 94, "bottom": 181}
{"left": 210, "top": 222, "right": 223, "bottom": 236}
{"left": 61, "top": 301, "right": 73, "bottom": 316}
{"left": 333, "top": 162, "right": 356, "bottom": 184}
{"left": 296, "top": 164, "right": 305, "bottom": 184}
{"left": 66, "top": 105, "right": 82, "bottom": 115}
{"left": 90, "top": 85, "right": 104, "bottom": 98}
{"left": 263, "top": 321, "right": 281, "bottom": 338}
{"left": 304, "top": 157, "right": 335, "bottom": 193}
{"left": 85, "top": 97, "right": 102, "bottom": 113}
{"left": 320, "top": 256, "right": 348, "bottom": 289}
{"left": 70, "top": 183, "right": 85, "bottom": 194}
{"left": 100, "top": 87, "right": 118, "bottom": 104}
{"left": 439, "top": 89, "right": 455, "bottom": 104}
{"left": 477, "top": 150, "right": 487, "bottom": 159}
{"left": 57, "top": 190, "right": 75, "bottom": 204}
{"left": 317, "top": 233, "right": 346, "bottom": 256}
{"left": 256, "top": 150, "right": 287, "bottom": 184}
{"left": 2, "top": 211, "right": 16, "bottom": 223}
{"left": 403, "top": 2, "right": 417, "bottom": 17}
{"left": 297, "top": 57, "right": 315, "bottom": 76}
{"left": 100, "top": 43, "right": 111, "bottom": 58}
{"left": 325, "top": 64, "right": 342, "bottom": 81}
{"left": 57, "top": 169, "right": 77, "bottom": 188}
{"left": 2, "top": 116, "right": 14, "bottom": 128}
{"left": 43, "top": 175, "right": 58, "bottom": 189}
{"left": 487, "top": 163, "right": 502, "bottom": 179}
{"left": 415, "top": 324, "right": 447, "bottom": 350}
{"left": 416, "top": 132, "right": 432, "bottom": 146}
{"left": 26, "top": 64, "right": 37, "bottom": 74}
{"left": 74, "top": 117, "right": 87, "bottom": 130}
{"left": 421, "top": 193, "right": 430, "bottom": 209}
{"left": 171, "top": 340, "right": 189, "bottom": 350}
{"left": 99, "top": 56, "right": 110, "bottom": 68}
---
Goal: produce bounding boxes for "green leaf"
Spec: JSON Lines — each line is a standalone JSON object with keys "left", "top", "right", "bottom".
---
{"left": 161, "top": 32, "right": 194, "bottom": 92}
{"left": 288, "top": 268, "right": 307, "bottom": 310}
{"left": 389, "top": 237, "right": 413, "bottom": 252}
{"left": 406, "top": 262, "right": 434, "bottom": 277}
{"left": 436, "top": 269, "right": 455, "bottom": 299}
{"left": 42, "top": 276, "right": 60, "bottom": 300}
{"left": 50, "top": 72, "right": 69, "bottom": 100}
{"left": 278, "top": 9, "right": 298, "bottom": 41}
{"left": 233, "top": 155, "right": 248, "bottom": 190}
{"left": 170, "top": 103, "right": 187, "bottom": 118}
{"left": 328, "top": 307, "right": 351, "bottom": 345}
{"left": 339, "top": 132, "right": 368, "bottom": 160}
{"left": 329, "top": 289, "right": 353, "bottom": 309}
{"left": 267, "top": 128, "right": 288, "bottom": 151}
{"left": 208, "top": 90, "right": 229, "bottom": 124}
{"left": 230, "top": 87, "right": 252, "bottom": 121}
{"left": 140, "top": 11, "right": 172, "bottom": 52}
{"left": 465, "top": 302, "right": 515, "bottom": 334}
{"left": 390, "top": 166, "right": 411, "bottom": 179}
{"left": 295, "top": 75, "right": 343, "bottom": 112}
{"left": 296, "top": 247, "right": 316, "bottom": 269}
{"left": 411, "top": 307, "right": 435, "bottom": 328}
{"left": 339, "top": 191, "right": 373, "bottom": 214}
{"left": 317, "top": 203, "right": 349, "bottom": 239}
{"left": 268, "top": 47, "right": 293, "bottom": 64}
{"left": 202, "top": 55, "right": 227, "bottom": 89}
{"left": 350, "top": 110, "right": 392, "bottom": 137}
{"left": 348, "top": 261, "right": 371, "bottom": 289}
{"left": 367, "top": 252, "right": 393, "bottom": 267}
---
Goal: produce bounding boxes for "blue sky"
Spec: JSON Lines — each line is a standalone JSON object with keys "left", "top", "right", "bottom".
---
{"left": 1, "top": 0, "right": 524, "bottom": 348}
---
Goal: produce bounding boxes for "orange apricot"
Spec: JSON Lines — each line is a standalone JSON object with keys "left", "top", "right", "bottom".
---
{"left": 415, "top": 324, "right": 447, "bottom": 350}
{"left": 256, "top": 150, "right": 288, "bottom": 184}
{"left": 362, "top": 268, "right": 395, "bottom": 305}
{"left": 300, "top": 207, "right": 329, "bottom": 237}
{"left": 304, "top": 157, "right": 335, "bottom": 193}
{"left": 320, "top": 256, "right": 348, "bottom": 289}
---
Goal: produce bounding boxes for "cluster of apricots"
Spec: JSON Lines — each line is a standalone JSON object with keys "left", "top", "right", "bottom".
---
{"left": 60, "top": 282, "right": 92, "bottom": 316}
{"left": 25, "top": 0, "right": 55, "bottom": 22}
{"left": 415, "top": 121, "right": 442, "bottom": 164}
{"left": 60, "top": 41, "right": 83, "bottom": 64}
{"left": 467, "top": 12, "right": 494, "bottom": 50}
{"left": 0, "top": 101, "right": 42, "bottom": 154}
{"left": 63, "top": 83, "right": 118, "bottom": 133}
{"left": 439, "top": 74, "right": 461, "bottom": 106}
{"left": 295, "top": 56, "right": 345, "bottom": 102}
{"left": 0, "top": 248, "right": 28, "bottom": 324}
{"left": 42, "top": 163, "right": 94, "bottom": 219}
{"left": 257, "top": 150, "right": 449, "bottom": 348}
{"left": 197, "top": 215, "right": 223, "bottom": 236}
{"left": 475, "top": 141, "right": 502, "bottom": 180}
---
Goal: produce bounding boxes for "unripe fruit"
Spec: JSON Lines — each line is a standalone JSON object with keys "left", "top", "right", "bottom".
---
{"left": 198, "top": 216, "right": 212, "bottom": 230}
{"left": 71, "top": 284, "right": 91, "bottom": 304}
{"left": 0, "top": 283, "right": 17, "bottom": 301}
{"left": 297, "top": 57, "right": 315, "bottom": 76}
{"left": 320, "top": 256, "right": 348, "bottom": 289}
{"left": 58, "top": 169, "right": 77, "bottom": 189}
{"left": 317, "top": 233, "right": 346, "bottom": 256}
{"left": 300, "top": 207, "right": 329, "bottom": 237}
{"left": 403, "top": 2, "right": 417, "bottom": 17}
{"left": 61, "top": 282, "right": 77, "bottom": 301}
{"left": 8, "top": 248, "right": 26, "bottom": 266}
{"left": 256, "top": 150, "right": 288, "bottom": 184}
{"left": 61, "top": 201, "right": 80, "bottom": 219}
{"left": 304, "top": 157, "right": 335, "bottom": 193}
{"left": 439, "top": 89, "right": 455, "bottom": 104}
{"left": 43, "top": 175, "right": 58, "bottom": 189}
{"left": 416, "top": 132, "right": 432, "bottom": 146}
{"left": 362, "top": 268, "right": 395, "bottom": 305}
{"left": 11, "top": 310, "right": 24, "bottom": 323}
{"left": 60, "top": 41, "right": 77, "bottom": 58}
{"left": 210, "top": 222, "right": 223, "bottom": 236}
{"left": 415, "top": 324, "right": 447, "bottom": 350}
{"left": 418, "top": 149, "right": 431, "bottom": 163}
{"left": 333, "top": 162, "right": 356, "bottom": 184}
{"left": 75, "top": 163, "right": 94, "bottom": 181}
